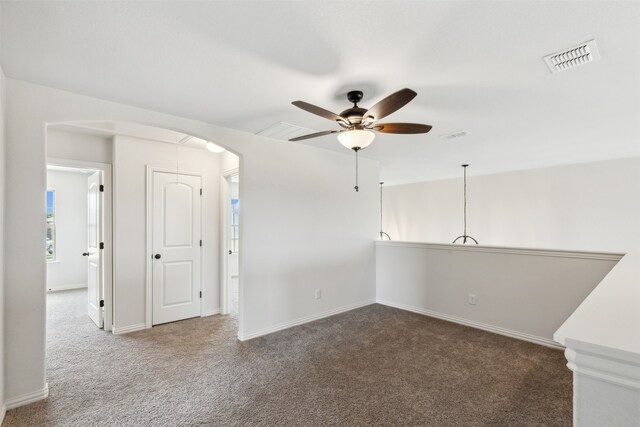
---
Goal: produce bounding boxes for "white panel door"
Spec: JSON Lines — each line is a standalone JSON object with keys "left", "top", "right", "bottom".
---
{"left": 87, "top": 171, "right": 103, "bottom": 328}
{"left": 152, "top": 172, "right": 202, "bottom": 325}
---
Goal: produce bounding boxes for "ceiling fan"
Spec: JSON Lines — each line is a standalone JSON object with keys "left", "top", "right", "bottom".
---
{"left": 290, "top": 88, "right": 432, "bottom": 148}
{"left": 290, "top": 88, "right": 432, "bottom": 191}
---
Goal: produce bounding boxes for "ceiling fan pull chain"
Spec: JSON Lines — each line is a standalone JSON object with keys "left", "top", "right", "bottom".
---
{"left": 354, "top": 148, "right": 360, "bottom": 192}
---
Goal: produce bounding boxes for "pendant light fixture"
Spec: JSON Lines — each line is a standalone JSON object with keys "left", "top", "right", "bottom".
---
{"left": 452, "top": 164, "right": 478, "bottom": 245}
{"left": 379, "top": 182, "right": 391, "bottom": 240}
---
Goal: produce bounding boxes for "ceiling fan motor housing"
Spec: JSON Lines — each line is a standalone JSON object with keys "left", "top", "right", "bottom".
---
{"left": 340, "top": 107, "right": 367, "bottom": 125}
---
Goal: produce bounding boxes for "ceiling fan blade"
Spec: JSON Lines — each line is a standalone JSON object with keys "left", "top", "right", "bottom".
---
{"left": 362, "top": 88, "right": 417, "bottom": 121}
{"left": 373, "top": 123, "right": 432, "bottom": 134}
{"left": 292, "top": 101, "right": 348, "bottom": 124}
{"left": 289, "top": 130, "right": 341, "bottom": 142}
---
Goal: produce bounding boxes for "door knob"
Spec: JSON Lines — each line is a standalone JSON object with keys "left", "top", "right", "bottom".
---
{"left": 228, "top": 250, "right": 232, "bottom": 255}
{"left": 82, "top": 252, "right": 90, "bottom": 256}
{"left": 154, "top": 254, "right": 162, "bottom": 259}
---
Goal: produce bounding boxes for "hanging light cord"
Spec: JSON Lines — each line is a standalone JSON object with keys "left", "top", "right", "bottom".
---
{"left": 463, "top": 165, "right": 467, "bottom": 237}
{"left": 453, "top": 164, "right": 478, "bottom": 244}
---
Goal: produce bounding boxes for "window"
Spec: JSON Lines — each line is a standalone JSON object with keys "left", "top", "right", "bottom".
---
{"left": 230, "top": 198, "right": 239, "bottom": 253}
{"left": 46, "top": 190, "right": 56, "bottom": 261}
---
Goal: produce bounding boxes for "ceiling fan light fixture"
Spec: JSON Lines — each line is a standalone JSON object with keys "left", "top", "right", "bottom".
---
{"left": 337, "top": 129, "right": 375, "bottom": 150}
{"left": 205, "top": 141, "right": 225, "bottom": 153}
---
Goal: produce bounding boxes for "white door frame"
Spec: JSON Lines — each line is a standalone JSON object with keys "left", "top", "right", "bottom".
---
{"left": 145, "top": 166, "right": 205, "bottom": 328}
{"left": 220, "top": 168, "right": 239, "bottom": 315}
{"left": 46, "top": 157, "right": 114, "bottom": 332}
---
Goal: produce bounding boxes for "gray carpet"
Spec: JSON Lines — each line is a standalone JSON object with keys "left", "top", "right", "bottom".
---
{"left": 3, "top": 289, "right": 572, "bottom": 426}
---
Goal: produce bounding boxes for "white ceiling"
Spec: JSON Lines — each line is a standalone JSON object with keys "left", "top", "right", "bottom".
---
{"left": 2, "top": 1, "right": 639, "bottom": 184}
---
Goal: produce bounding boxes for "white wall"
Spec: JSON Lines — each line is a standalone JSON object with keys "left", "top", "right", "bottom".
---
{"left": 3, "top": 79, "right": 378, "bottom": 401}
{"left": 112, "top": 135, "right": 222, "bottom": 328}
{"left": 237, "top": 139, "right": 377, "bottom": 339}
{"left": 0, "top": 63, "right": 6, "bottom": 420}
{"left": 383, "top": 157, "right": 640, "bottom": 253}
{"left": 376, "top": 241, "right": 621, "bottom": 346}
{"left": 47, "top": 129, "right": 112, "bottom": 164}
{"left": 220, "top": 150, "right": 239, "bottom": 174}
{"left": 45, "top": 170, "right": 89, "bottom": 291}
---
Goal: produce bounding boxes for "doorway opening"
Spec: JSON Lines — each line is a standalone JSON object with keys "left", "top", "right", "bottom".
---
{"left": 45, "top": 121, "right": 242, "bottom": 336}
{"left": 222, "top": 170, "right": 240, "bottom": 316}
{"left": 46, "top": 160, "right": 113, "bottom": 331}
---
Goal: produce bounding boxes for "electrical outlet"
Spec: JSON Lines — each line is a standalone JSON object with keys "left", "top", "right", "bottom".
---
{"left": 314, "top": 289, "right": 322, "bottom": 300}
{"left": 468, "top": 294, "right": 476, "bottom": 305}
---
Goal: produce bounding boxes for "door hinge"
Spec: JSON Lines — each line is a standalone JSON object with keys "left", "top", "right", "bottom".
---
{"left": 99, "top": 300, "right": 104, "bottom": 308}
{"left": 99, "top": 184, "right": 104, "bottom": 192}
{"left": 199, "top": 291, "right": 202, "bottom": 298}
{"left": 200, "top": 188, "right": 203, "bottom": 196}
{"left": 99, "top": 242, "right": 104, "bottom": 250}
{"left": 199, "top": 240, "right": 202, "bottom": 247}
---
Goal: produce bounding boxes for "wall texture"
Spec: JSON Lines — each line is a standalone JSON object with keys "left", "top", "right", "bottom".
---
{"left": 46, "top": 170, "right": 89, "bottom": 291}
{"left": 376, "top": 241, "right": 621, "bottom": 346}
{"left": 3, "top": 79, "right": 378, "bottom": 401}
{"left": 383, "top": 157, "right": 640, "bottom": 253}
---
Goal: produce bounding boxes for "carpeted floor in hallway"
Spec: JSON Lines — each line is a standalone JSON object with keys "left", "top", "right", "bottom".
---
{"left": 3, "top": 289, "right": 572, "bottom": 426}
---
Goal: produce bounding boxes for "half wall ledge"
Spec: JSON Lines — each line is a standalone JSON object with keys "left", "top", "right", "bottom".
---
{"left": 554, "top": 251, "right": 640, "bottom": 427}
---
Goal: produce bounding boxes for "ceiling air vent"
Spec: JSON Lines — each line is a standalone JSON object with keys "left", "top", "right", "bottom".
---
{"left": 543, "top": 39, "right": 600, "bottom": 73}
{"left": 440, "top": 130, "right": 470, "bottom": 140}
{"left": 257, "top": 122, "right": 316, "bottom": 141}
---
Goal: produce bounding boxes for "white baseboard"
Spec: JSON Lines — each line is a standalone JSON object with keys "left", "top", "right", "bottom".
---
{"left": 5, "top": 383, "right": 49, "bottom": 410}
{"left": 1, "top": 403, "right": 5, "bottom": 424}
{"left": 47, "top": 283, "right": 87, "bottom": 292}
{"left": 202, "top": 308, "right": 220, "bottom": 317}
{"left": 112, "top": 323, "right": 146, "bottom": 335}
{"left": 238, "top": 298, "right": 375, "bottom": 341}
{"left": 376, "top": 299, "right": 563, "bottom": 350}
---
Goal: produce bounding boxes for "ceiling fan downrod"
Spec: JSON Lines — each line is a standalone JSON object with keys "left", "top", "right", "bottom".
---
{"left": 347, "top": 90, "right": 364, "bottom": 108}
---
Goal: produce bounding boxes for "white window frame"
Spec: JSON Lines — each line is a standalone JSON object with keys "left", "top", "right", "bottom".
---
{"left": 46, "top": 189, "right": 57, "bottom": 262}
